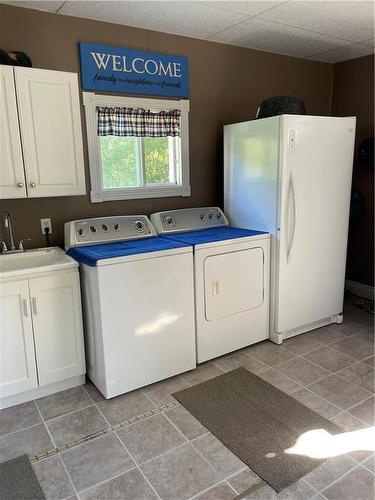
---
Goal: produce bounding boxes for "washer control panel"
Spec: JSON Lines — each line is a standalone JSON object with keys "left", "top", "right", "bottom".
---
{"left": 151, "top": 207, "right": 229, "bottom": 234}
{"left": 64, "top": 215, "right": 156, "bottom": 248}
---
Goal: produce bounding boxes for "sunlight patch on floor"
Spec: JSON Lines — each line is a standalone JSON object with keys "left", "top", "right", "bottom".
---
{"left": 285, "top": 427, "right": 375, "bottom": 459}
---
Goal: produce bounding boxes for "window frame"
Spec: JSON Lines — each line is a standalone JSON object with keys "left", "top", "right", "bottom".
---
{"left": 83, "top": 92, "right": 190, "bottom": 202}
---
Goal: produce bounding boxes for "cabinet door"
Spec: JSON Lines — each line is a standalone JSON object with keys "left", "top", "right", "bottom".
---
{"left": 29, "top": 272, "right": 85, "bottom": 386}
{"left": 0, "top": 66, "right": 27, "bottom": 199}
{"left": 15, "top": 67, "right": 86, "bottom": 197}
{"left": 0, "top": 280, "right": 38, "bottom": 397}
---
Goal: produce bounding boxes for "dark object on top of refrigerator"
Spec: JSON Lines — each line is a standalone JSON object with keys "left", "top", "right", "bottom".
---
{"left": 0, "top": 49, "right": 32, "bottom": 67}
{"left": 358, "top": 137, "right": 374, "bottom": 171}
{"left": 256, "top": 96, "right": 306, "bottom": 119}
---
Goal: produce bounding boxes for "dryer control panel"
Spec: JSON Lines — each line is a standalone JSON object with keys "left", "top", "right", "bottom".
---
{"left": 64, "top": 215, "right": 156, "bottom": 249}
{"left": 151, "top": 207, "right": 229, "bottom": 234}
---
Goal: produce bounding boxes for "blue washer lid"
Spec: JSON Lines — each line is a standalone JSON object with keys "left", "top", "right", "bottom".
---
{"left": 67, "top": 236, "right": 191, "bottom": 267}
{"left": 160, "top": 226, "right": 267, "bottom": 246}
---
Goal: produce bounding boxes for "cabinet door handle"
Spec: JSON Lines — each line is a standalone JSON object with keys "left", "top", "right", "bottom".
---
{"left": 22, "top": 298, "right": 29, "bottom": 317}
{"left": 30, "top": 182, "right": 36, "bottom": 188}
{"left": 17, "top": 182, "right": 24, "bottom": 188}
{"left": 31, "top": 296, "right": 38, "bottom": 315}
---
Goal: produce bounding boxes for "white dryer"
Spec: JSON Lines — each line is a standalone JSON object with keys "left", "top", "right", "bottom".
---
{"left": 151, "top": 208, "right": 270, "bottom": 363}
{"left": 65, "top": 215, "right": 196, "bottom": 398}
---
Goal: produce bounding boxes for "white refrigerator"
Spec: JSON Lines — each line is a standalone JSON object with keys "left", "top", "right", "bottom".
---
{"left": 224, "top": 114, "right": 356, "bottom": 344}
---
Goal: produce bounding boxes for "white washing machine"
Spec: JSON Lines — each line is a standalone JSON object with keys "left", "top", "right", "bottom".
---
{"left": 151, "top": 207, "right": 270, "bottom": 363}
{"left": 64, "top": 215, "right": 196, "bottom": 398}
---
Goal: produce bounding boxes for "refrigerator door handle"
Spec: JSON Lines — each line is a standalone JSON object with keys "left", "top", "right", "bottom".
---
{"left": 286, "top": 172, "right": 296, "bottom": 260}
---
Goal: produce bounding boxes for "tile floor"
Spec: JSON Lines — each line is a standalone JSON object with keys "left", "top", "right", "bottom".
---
{"left": 0, "top": 301, "right": 373, "bottom": 500}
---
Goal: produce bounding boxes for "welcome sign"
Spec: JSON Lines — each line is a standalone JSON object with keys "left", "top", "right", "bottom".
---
{"left": 79, "top": 42, "right": 189, "bottom": 98}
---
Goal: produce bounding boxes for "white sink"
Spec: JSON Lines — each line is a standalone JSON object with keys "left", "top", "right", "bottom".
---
{"left": 0, "top": 247, "right": 78, "bottom": 279}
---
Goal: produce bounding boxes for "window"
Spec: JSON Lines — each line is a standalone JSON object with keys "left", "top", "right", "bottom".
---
{"left": 83, "top": 93, "right": 190, "bottom": 202}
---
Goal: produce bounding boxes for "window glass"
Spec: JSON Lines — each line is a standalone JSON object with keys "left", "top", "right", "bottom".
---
{"left": 100, "top": 136, "right": 138, "bottom": 188}
{"left": 144, "top": 137, "right": 172, "bottom": 185}
{"left": 100, "top": 136, "right": 178, "bottom": 189}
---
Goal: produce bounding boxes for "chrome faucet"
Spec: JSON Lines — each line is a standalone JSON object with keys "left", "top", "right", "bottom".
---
{"left": 1, "top": 212, "right": 31, "bottom": 254}
{"left": 4, "top": 212, "right": 16, "bottom": 251}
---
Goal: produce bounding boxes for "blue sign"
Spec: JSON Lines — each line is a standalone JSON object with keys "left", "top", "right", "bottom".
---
{"left": 79, "top": 42, "right": 189, "bottom": 98}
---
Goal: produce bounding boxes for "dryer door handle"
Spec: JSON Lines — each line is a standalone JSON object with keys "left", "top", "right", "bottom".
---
{"left": 212, "top": 279, "right": 219, "bottom": 297}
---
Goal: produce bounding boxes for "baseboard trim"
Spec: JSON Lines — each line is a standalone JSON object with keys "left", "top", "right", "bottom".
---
{"left": 346, "top": 280, "right": 374, "bottom": 300}
{"left": 0, "top": 375, "right": 86, "bottom": 410}
{"left": 269, "top": 313, "right": 343, "bottom": 344}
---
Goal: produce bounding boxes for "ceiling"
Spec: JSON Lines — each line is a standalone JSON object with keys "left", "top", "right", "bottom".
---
{"left": 2, "top": 0, "right": 374, "bottom": 63}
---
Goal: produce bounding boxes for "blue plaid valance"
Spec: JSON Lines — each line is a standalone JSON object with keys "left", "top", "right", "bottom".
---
{"left": 97, "top": 107, "right": 181, "bottom": 137}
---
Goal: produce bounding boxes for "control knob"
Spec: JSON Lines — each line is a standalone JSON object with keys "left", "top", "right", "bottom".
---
{"left": 164, "top": 216, "right": 175, "bottom": 227}
{"left": 134, "top": 220, "right": 145, "bottom": 232}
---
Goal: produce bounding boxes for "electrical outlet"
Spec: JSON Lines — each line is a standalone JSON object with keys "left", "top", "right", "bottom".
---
{"left": 40, "top": 218, "right": 52, "bottom": 235}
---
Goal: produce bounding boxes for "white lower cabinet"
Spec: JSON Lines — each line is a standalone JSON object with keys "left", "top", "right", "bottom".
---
{"left": 29, "top": 273, "right": 85, "bottom": 386}
{"left": 0, "top": 270, "right": 85, "bottom": 407}
{"left": 0, "top": 280, "right": 38, "bottom": 397}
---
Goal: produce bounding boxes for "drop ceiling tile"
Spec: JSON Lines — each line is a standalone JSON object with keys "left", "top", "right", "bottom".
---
{"left": 307, "top": 43, "right": 374, "bottom": 63}
{"left": 1, "top": 1, "right": 64, "bottom": 12}
{"left": 59, "top": 0, "right": 247, "bottom": 39}
{"left": 205, "top": 1, "right": 284, "bottom": 16}
{"left": 211, "top": 17, "right": 351, "bottom": 58}
{"left": 260, "top": 1, "right": 375, "bottom": 42}
{"left": 360, "top": 38, "right": 374, "bottom": 47}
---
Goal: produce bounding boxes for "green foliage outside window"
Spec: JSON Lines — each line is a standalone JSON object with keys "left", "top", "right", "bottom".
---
{"left": 100, "top": 136, "right": 171, "bottom": 189}
{"left": 144, "top": 137, "right": 169, "bottom": 184}
{"left": 100, "top": 136, "right": 137, "bottom": 188}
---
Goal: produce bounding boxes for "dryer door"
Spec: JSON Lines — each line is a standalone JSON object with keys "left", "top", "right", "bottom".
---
{"left": 204, "top": 247, "right": 264, "bottom": 321}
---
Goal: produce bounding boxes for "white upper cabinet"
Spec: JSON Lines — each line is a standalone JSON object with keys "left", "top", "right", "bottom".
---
{"left": 0, "top": 67, "right": 86, "bottom": 199}
{"left": 0, "top": 66, "right": 27, "bottom": 198}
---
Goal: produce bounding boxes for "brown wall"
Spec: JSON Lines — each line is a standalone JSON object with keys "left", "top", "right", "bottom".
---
{"left": 332, "top": 55, "right": 374, "bottom": 287}
{"left": 0, "top": 4, "right": 334, "bottom": 249}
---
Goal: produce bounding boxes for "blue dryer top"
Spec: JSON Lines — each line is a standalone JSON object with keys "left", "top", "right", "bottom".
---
{"left": 160, "top": 226, "right": 267, "bottom": 246}
{"left": 67, "top": 237, "right": 191, "bottom": 267}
